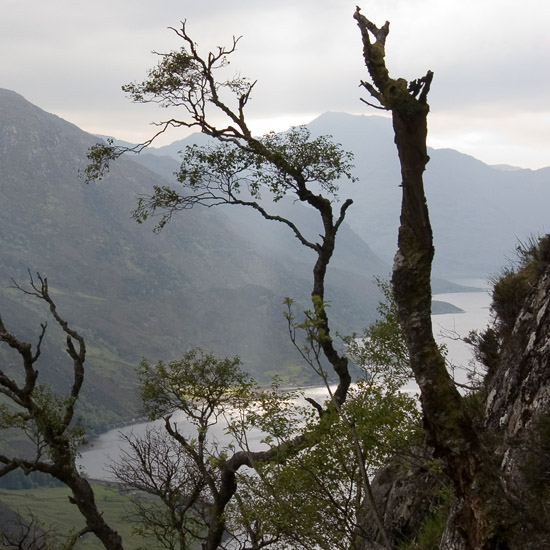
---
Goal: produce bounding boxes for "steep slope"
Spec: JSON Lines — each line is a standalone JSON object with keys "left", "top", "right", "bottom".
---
{"left": 477, "top": 241, "right": 550, "bottom": 548}
{"left": 0, "top": 90, "right": 389, "bottom": 427}
{"left": 356, "top": 237, "right": 550, "bottom": 549}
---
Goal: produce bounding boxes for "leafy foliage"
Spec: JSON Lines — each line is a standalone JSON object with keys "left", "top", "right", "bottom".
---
{"left": 121, "top": 34, "right": 252, "bottom": 111}
{"left": 138, "top": 348, "right": 255, "bottom": 422}
{"left": 464, "top": 327, "right": 500, "bottom": 376}
{"left": 491, "top": 234, "right": 550, "bottom": 335}
{"left": 107, "top": 280, "right": 422, "bottom": 549}
{"left": 125, "top": 350, "right": 263, "bottom": 548}
{"left": 230, "top": 383, "right": 420, "bottom": 550}
{"left": 283, "top": 295, "right": 334, "bottom": 382}
{"left": 221, "top": 285, "right": 421, "bottom": 549}
{"left": 344, "top": 278, "right": 412, "bottom": 389}
{"left": 133, "top": 126, "right": 356, "bottom": 235}
{"left": 235, "top": 380, "right": 309, "bottom": 449}
{"left": 83, "top": 139, "right": 123, "bottom": 183}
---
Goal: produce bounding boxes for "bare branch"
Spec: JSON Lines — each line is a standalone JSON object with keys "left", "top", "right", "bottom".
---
{"left": 354, "top": 6, "right": 432, "bottom": 112}
{"left": 0, "top": 275, "right": 124, "bottom": 549}
{"left": 231, "top": 198, "right": 320, "bottom": 251}
{"left": 359, "top": 96, "right": 387, "bottom": 111}
{"left": 0, "top": 507, "right": 63, "bottom": 550}
{"left": 305, "top": 397, "right": 325, "bottom": 417}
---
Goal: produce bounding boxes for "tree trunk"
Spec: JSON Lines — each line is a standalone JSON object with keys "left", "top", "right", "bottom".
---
{"left": 390, "top": 109, "right": 493, "bottom": 549}
{"left": 354, "top": 7, "right": 508, "bottom": 548}
{"left": 65, "top": 473, "right": 125, "bottom": 550}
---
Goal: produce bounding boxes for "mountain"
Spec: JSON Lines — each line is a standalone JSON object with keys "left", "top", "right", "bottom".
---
{"left": 304, "top": 112, "right": 550, "bottom": 278}
{"left": 148, "top": 112, "right": 550, "bottom": 279}
{"left": 0, "top": 90, "right": 390, "bottom": 428}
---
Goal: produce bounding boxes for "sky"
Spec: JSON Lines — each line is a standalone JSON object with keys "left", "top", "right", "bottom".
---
{"left": 2, "top": 0, "right": 549, "bottom": 169}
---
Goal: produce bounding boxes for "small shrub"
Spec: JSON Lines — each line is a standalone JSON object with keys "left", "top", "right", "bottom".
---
{"left": 465, "top": 327, "right": 500, "bottom": 377}
{"left": 491, "top": 269, "right": 530, "bottom": 334}
{"left": 515, "top": 234, "right": 550, "bottom": 277}
{"left": 398, "top": 486, "right": 452, "bottom": 550}
{"left": 490, "top": 234, "right": 550, "bottom": 336}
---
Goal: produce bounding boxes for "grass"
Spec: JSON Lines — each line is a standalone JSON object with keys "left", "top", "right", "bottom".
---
{"left": 0, "top": 483, "right": 161, "bottom": 549}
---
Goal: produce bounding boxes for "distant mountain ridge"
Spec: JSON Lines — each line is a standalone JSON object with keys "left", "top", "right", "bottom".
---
{"left": 147, "top": 111, "right": 550, "bottom": 278}
{"left": 309, "top": 112, "right": 550, "bottom": 277}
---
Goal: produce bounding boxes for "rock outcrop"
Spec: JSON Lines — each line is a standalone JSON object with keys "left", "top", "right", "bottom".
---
{"left": 358, "top": 237, "right": 550, "bottom": 549}
{"left": 481, "top": 245, "right": 550, "bottom": 548}
{"left": 442, "top": 238, "right": 550, "bottom": 548}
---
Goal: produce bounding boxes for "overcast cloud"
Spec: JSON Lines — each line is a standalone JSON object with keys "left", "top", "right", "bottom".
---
{"left": 2, "top": 0, "right": 549, "bottom": 168}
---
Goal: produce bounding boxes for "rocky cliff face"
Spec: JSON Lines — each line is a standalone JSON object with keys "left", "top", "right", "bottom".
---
{"left": 441, "top": 238, "right": 550, "bottom": 549}
{"left": 480, "top": 244, "right": 550, "bottom": 548}
{"left": 485, "top": 265, "right": 550, "bottom": 435}
{"left": 358, "top": 238, "right": 550, "bottom": 549}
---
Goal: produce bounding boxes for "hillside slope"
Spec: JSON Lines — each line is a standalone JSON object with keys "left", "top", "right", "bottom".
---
{"left": 0, "top": 90, "right": 389, "bottom": 427}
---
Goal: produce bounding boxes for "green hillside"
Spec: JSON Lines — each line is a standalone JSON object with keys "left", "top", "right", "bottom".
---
{"left": 0, "top": 484, "right": 165, "bottom": 549}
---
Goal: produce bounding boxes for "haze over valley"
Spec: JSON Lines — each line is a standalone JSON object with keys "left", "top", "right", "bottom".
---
{"left": 1, "top": 87, "right": 549, "bottom": 431}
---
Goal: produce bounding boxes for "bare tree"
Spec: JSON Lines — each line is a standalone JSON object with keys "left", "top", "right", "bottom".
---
{"left": 0, "top": 274, "right": 124, "bottom": 550}
{"left": 0, "top": 508, "right": 59, "bottom": 550}
{"left": 110, "top": 426, "right": 207, "bottom": 549}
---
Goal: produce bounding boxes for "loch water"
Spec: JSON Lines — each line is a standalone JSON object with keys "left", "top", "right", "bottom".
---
{"left": 78, "top": 279, "right": 492, "bottom": 480}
